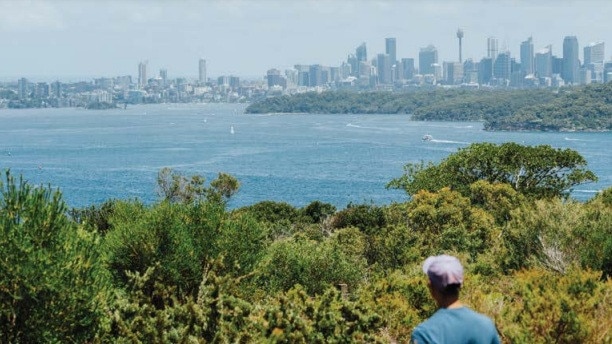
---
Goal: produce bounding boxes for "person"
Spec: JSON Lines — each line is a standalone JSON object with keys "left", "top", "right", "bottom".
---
{"left": 411, "top": 255, "right": 500, "bottom": 344}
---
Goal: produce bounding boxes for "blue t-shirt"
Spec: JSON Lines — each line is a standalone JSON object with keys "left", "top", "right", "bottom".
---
{"left": 411, "top": 307, "right": 500, "bottom": 344}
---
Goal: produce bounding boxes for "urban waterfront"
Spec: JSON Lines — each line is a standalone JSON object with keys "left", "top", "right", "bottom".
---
{"left": 0, "top": 103, "right": 610, "bottom": 209}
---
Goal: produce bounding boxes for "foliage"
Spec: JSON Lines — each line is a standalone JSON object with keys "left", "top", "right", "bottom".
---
{"left": 300, "top": 200, "right": 337, "bottom": 224}
{"left": 236, "top": 200, "right": 300, "bottom": 224}
{"left": 353, "top": 270, "right": 437, "bottom": 343}
{"left": 497, "top": 269, "right": 611, "bottom": 343}
{"left": 1, "top": 151, "right": 610, "bottom": 342}
{"left": 103, "top": 201, "right": 205, "bottom": 298}
{"left": 255, "top": 231, "right": 368, "bottom": 295}
{"left": 252, "top": 285, "right": 385, "bottom": 343}
{"left": 245, "top": 84, "right": 612, "bottom": 131}
{"left": 388, "top": 142, "right": 597, "bottom": 200}
{"left": 0, "top": 171, "right": 110, "bottom": 343}
{"left": 486, "top": 83, "right": 612, "bottom": 131}
{"left": 502, "top": 195, "right": 612, "bottom": 276}
{"left": 68, "top": 198, "right": 118, "bottom": 234}
{"left": 157, "top": 168, "right": 240, "bottom": 205}
{"left": 329, "top": 203, "right": 387, "bottom": 235}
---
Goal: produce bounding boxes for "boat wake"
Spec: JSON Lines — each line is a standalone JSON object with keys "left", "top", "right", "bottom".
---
{"left": 430, "top": 139, "right": 469, "bottom": 144}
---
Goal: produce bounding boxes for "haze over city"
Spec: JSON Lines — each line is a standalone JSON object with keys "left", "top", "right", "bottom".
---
{"left": 2, "top": 0, "right": 612, "bottom": 81}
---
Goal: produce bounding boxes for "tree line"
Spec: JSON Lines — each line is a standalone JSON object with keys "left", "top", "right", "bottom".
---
{"left": 245, "top": 83, "right": 612, "bottom": 132}
{"left": 1, "top": 143, "right": 610, "bottom": 343}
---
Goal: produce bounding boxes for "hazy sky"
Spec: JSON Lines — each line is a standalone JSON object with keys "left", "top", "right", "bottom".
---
{"left": 2, "top": 0, "right": 611, "bottom": 81}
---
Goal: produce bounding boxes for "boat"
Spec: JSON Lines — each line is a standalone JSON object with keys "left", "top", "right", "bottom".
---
{"left": 230, "top": 125, "right": 235, "bottom": 134}
{"left": 422, "top": 134, "right": 433, "bottom": 141}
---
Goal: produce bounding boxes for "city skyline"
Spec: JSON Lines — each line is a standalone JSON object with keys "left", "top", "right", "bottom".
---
{"left": 2, "top": 0, "right": 612, "bottom": 81}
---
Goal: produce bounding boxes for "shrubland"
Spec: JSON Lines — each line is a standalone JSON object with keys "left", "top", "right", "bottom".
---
{"left": 1, "top": 143, "right": 610, "bottom": 343}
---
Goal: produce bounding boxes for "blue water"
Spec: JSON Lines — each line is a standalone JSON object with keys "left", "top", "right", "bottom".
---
{"left": 0, "top": 103, "right": 610, "bottom": 209}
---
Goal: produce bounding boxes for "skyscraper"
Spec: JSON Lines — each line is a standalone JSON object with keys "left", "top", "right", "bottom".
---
{"left": 385, "top": 38, "right": 397, "bottom": 65}
{"left": 199, "top": 58, "right": 207, "bottom": 84}
{"left": 401, "top": 58, "right": 415, "bottom": 80}
{"left": 159, "top": 69, "right": 168, "bottom": 87}
{"left": 376, "top": 53, "right": 393, "bottom": 84}
{"left": 584, "top": 42, "right": 605, "bottom": 83}
{"left": 356, "top": 43, "right": 367, "bottom": 62}
{"left": 494, "top": 51, "right": 511, "bottom": 81}
{"left": 584, "top": 41, "right": 605, "bottom": 65}
{"left": 478, "top": 57, "right": 493, "bottom": 85}
{"left": 443, "top": 61, "right": 463, "bottom": 85}
{"left": 535, "top": 46, "right": 552, "bottom": 78}
{"left": 18, "top": 78, "right": 28, "bottom": 100}
{"left": 356, "top": 43, "right": 368, "bottom": 77}
{"left": 487, "top": 37, "right": 499, "bottom": 63}
{"left": 520, "top": 37, "right": 534, "bottom": 76}
{"left": 562, "top": 36, "right": 580, "bottom": 84}
{"left": 138, "top": 61, "right": 147, "bottom": 89}
{"left": 419, "top": 45, "right": 438, "bottom": 75}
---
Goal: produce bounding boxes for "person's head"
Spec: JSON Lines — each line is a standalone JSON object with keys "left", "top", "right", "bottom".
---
{"left": 422, "top": 255, "right": 464, "bottom": 303}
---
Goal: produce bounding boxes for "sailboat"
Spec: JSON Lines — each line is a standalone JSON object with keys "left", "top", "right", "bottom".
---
{"left": 230, "top": 125, "right": 235, "bottom": 134}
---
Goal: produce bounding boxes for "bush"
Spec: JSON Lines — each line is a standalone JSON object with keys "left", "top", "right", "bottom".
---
{"left": 0, "top": 171, "right": 110, "bottom": 342}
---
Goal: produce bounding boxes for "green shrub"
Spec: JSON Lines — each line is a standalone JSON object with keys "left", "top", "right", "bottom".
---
{"left": 0, "top": 171, "right": 110, "bottom": 342}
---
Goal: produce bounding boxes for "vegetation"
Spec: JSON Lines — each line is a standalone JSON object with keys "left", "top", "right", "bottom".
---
{"left": 245, "top": 83, "right": 612, "bottom": 131}
{"left": 0, "top": 141, "right": 610, "bottom": 342}
{"left": 387, "top": 142, "right": 598, "bottom": 199}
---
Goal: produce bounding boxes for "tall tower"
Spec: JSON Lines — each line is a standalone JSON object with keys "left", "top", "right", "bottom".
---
{"left": 487, "top": 37, "right": 499, "bottom": 62}
{"left": 563, "top": 36, "right": 579, "bottom": 84}
{"left": 419, "top": 45, "right": 438, "bottom": 75}
{"left": 584, "top": 41, "right": 605, "bottom": 65}
{"left": 385, "top": 37, "right": 397, "bottom": 65}
{"left": 356, "top": 43, "right": 367, "bottom": 62}
{"left": 138, "top": 61, "right": 147, "bottom": 89}
{"left": 456, "top": 28, "right": 464, "bottom": 63}
{"left": 520, "top": 37, "right": 534, "bottom": 76}
{"left": 199, "top": 58, "right": 207, "bottom": 84}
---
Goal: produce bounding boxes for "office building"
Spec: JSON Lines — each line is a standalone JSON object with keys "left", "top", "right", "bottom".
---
{"left": 376, "top": 54, "right": 393, "bottom": 84}
{"left": 484, "top": 58, "right": 496, "bottom": 85}
{"left": 267, "top": 69, "right": 284, "bottom": 88}
{"left": 138, "top": 61, "right": 147, "bottom": 89}
{"left": 199, "top": 58, "right": 207, "bottom": 84}
{"left": 159, "top": 69, "right": 168, "bottom": 87}
{"left": 385, "top": 38, "right": 397, "bottom": 65}
{"left": 309, "top": 64, "right": 324, "bottom": 87}
{"left": 18, "top": 77, "right": 28, "bottom": 100}
{"left": 419, "top": 45, "right": 438, "bottom": 75}
{"left": 584, "top": 42, "right": 605, "bottom": 83}
{"left": 356, "top": 43, "right": 367, "bottom": 76}
{"left": 520, "top": 37, "right": 534, "bottom": 76}
{"left": 493, "top": 51, "right": 511, "bottom": 81}
{"left": 487, "top": 37, "right": 499, "bottom": 62}
{"left": 51, "top": 81, "right": 62, "bottom": 98}
{"left": 535, "top": 46, "right": 552, "bottom": 78}
{"left": 562, "top": 36, "right": 580, "bottom": 84}
{"left": 443, "top": 61, "right": 463, "bottom": 85}
{"left": 401, "top": 58, "right": 415, "bottom": 80}
{"left": 356, "top": 43, "right": 367, "bottom": 62}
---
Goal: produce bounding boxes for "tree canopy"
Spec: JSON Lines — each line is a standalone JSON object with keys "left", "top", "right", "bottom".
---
{"left": 245, "top": 83, "right": 612, "bottom": 131}
{"left": 387, "top": 142, "right": 597, "bottom": 199}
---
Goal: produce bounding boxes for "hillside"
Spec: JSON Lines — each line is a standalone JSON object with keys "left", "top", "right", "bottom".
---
{"left": 246, "top": 83, "right": 612, "bottom": 131}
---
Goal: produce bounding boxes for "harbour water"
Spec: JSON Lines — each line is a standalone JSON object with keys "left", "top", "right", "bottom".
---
{"left": 0, "top": 103, "right": 610, "bottom": 209}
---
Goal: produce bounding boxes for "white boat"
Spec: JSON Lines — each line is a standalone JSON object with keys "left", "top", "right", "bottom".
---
{"left": 422, "top": 134, "right": 433, "bottom": 141}
{"left": 230, "top": 125, "right": 235, "bottom": 134}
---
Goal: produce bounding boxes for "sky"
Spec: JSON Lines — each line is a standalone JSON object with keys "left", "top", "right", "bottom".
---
{"left": 1, "top": 0, "right": 611, "bottom": 82}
